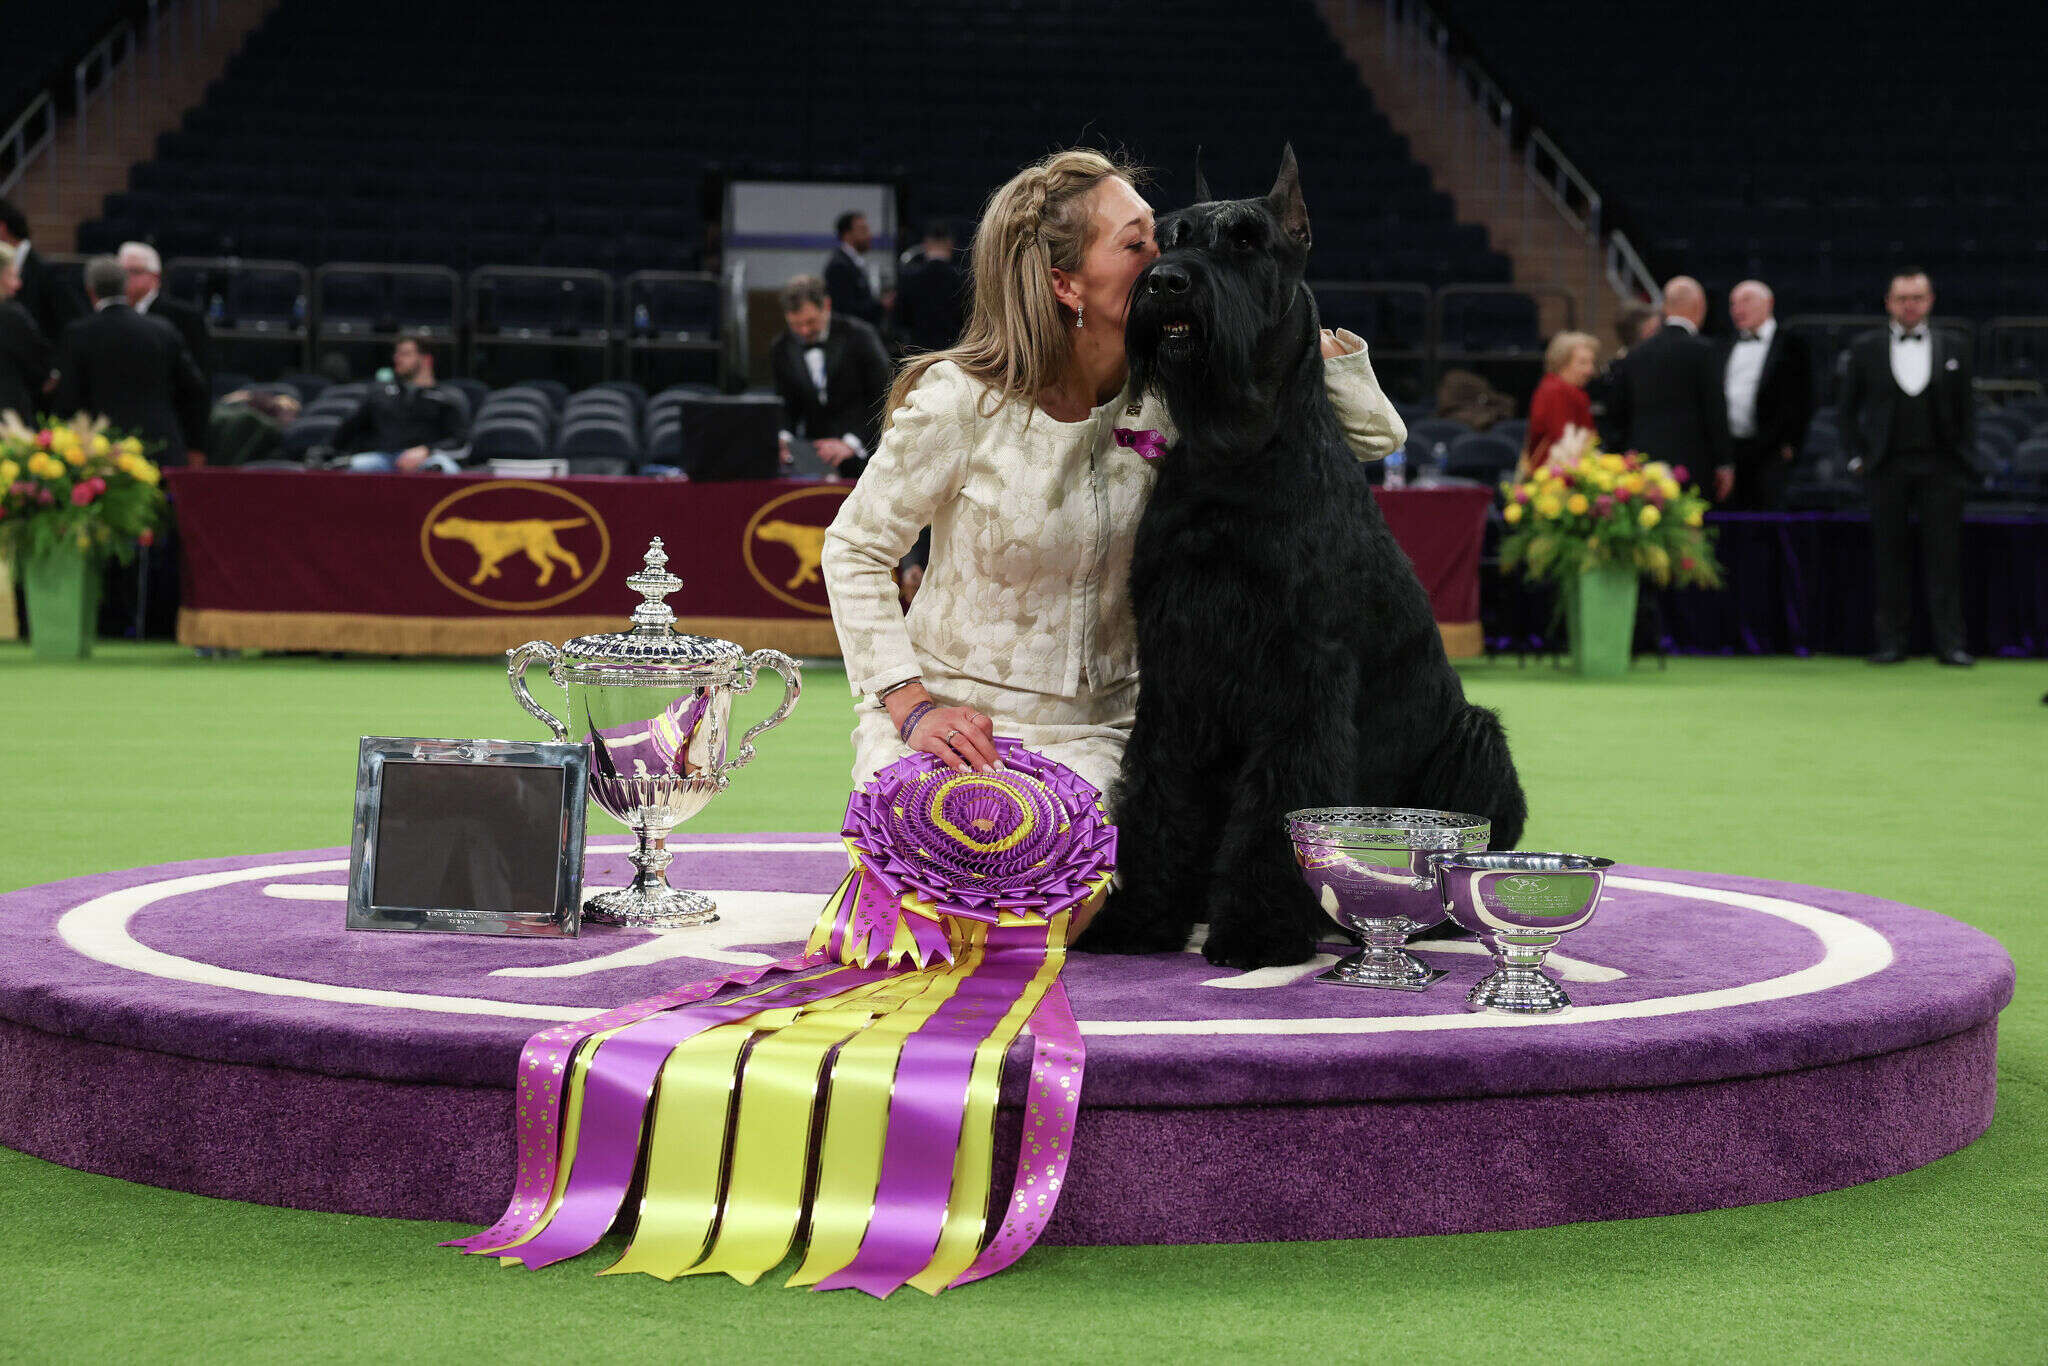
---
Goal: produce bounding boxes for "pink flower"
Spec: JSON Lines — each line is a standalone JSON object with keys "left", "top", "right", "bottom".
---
{"left": 1681, "top": 556, "right": 1698, "bottom": 572}
{"left": 1624, "top": 455, "right": 1642, "bottom": 471}
{"left": 1594, "top": 494, "right": 1614, "bottom": 516}
{"left": 1646, "top": 485, "right": 1667, "bottom": 507}
{"left": 137, "top": 528, "right": 155, "bottom": 547}
{"left": 70, "top": 481, "right": 99, "bottom": 506}
{"left": 37, "top": 489, "right": 53, "bottom": 505}
{"left": 35, "top": 430, "right": 52, "bottom": 448}
{"left": 1672, "top": 464, "right": 1690, "bottom": 485}
{"left": 1514, "top": 485, "right": 1532, "bottom": 503}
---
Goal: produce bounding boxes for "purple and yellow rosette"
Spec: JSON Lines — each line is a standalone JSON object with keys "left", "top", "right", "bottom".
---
{"left": 447, "top": 739, "right": 1111, "bottom": 1298}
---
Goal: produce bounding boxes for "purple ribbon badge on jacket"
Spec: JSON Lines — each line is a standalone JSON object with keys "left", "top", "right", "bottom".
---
{"left": 1113, "top": 427, "right": 1167, "bottom": 463}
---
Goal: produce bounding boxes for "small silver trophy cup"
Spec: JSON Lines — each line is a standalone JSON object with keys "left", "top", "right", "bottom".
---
{"left": 1287, "top": 807, "right": 1491, "bottom": 990}
{"left": 507, "top": 538, "right": 801, "bottom": 929}
{"left": 1434, "top": 852, "right": 1615, "bottom": 1013}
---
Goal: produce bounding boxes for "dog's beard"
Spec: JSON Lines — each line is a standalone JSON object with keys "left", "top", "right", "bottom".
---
{"left": 1128, "top": 287, "right": 1270, "bottom": 442}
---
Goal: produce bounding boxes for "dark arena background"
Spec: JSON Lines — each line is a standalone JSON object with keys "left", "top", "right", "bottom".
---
{"left": 0, "top": 1, "right": 2041, "bottom": 1361}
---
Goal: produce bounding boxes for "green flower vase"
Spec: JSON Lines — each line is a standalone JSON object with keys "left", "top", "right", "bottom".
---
{"left": 1564, "top": 562, "right": 1638, "bottom": 678}
{"left": 22, "top": 543, "right": 103, "bottom": 660}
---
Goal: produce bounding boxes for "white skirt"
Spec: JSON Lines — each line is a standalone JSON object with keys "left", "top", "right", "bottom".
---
{"left": 848, "top": 668, "right": 1137, "bottom": 800}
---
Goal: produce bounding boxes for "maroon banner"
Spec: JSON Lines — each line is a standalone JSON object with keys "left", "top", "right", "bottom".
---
{"left": 165, "top": 470, "right": 1488, "bottom": 657}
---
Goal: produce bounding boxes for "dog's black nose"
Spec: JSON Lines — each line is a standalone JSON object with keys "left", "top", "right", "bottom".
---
{"left": 1147, "top": 263, "right": 1191, "bottom": 295}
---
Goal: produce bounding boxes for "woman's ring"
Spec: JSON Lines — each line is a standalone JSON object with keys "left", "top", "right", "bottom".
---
{"left": 947, "top": 729, "right": 961, "bottom": 742}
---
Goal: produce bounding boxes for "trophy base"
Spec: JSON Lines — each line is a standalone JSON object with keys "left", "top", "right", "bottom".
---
{"left": 1319, "top": 948, "right": 1447, "bottom": 992}
{"left": 584, "top": 886, "right": 719, "bottom": 930}
{"left": 1467, "top": 968, "right": 1571, "bottom": 1013}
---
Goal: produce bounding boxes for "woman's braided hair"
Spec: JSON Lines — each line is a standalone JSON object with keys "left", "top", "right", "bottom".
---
{"left": 885, "top": 148, "right": 1148, "bottom": 427}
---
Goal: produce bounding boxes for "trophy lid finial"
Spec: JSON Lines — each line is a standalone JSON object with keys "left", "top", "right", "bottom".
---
{"left": 626, "top": 537, "right": 683, "bottom": 635}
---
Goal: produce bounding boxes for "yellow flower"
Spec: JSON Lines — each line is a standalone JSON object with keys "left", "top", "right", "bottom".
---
{"left": 1620, "top": 473, "right": 1644, "bottom": 495}
{"left": 0, "top": 457, "right": 17, "bottom": 484}
{"left": 1644, "top": 461, "right": 1671, "bottom": 480}
{"left": 1685, "top": 507, "right": 1704, "bottom": 528}
{"left": 1639, "top": 504, "right": 1662, "bottom": 528}
{"left": 1566, "top": 493, "right": 1590, "bottom": 516}
{"left": 27, "top": 452, "right": 63, "bottom": 479}
{"left": 76, "top": 533, "right": 92, "bottom": 549}
{"left": 1659, "top": 477, "right": 1681, "bottom": 500}
{"left": 134, "top": 461, "right": 160, "bottom": 486}
{"left": 1535, "top": 494, "right": 1565, "bottom": 520}
{"left": 1503, "top": 502, "right": 1525, "bottom": 525}
{"left": 90, "top": 434, "right": 110, "bottom": 457}
{"left": 1542, "top": 477, "right": 1567, "bottom": 499}
{"left": 117, "top": 436, "right": 143, "bottom": 459}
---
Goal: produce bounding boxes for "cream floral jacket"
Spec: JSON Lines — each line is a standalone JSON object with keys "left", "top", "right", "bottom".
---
{"left": 822, "top": 330, "right": 1407, "bottom": 700}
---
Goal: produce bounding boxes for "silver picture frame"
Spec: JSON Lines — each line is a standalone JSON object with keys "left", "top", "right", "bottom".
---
{"left": 347, "top": 735, "right": 591, "bottom": 937}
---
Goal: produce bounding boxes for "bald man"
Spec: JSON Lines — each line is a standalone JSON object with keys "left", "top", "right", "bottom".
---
{"left": 1716, "top": 280, "right": 1813, "bottom": 510}
{"left": 1609, "top": 276, "right": 1734, "bottom": 502}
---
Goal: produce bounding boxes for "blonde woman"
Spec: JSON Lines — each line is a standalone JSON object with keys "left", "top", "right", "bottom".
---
{"left": 821, "top": 149, "right": 1407, "bottom": 797}
{"left": 1522, "top": 329, "right": 1599, "bottom": 474}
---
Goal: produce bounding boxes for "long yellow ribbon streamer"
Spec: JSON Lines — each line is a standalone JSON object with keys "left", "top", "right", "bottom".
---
{"left": 908, "top": 912, "right": 1071, "bottom": 1294}
{"left": 678, "top": 975, "right": 928, "bottom": 1284}
{"left": 784, "top": 925, "right": 990, "bottom": 1288}
{"left": 595, "top": 1010, "right": 792, "bottom": 1280}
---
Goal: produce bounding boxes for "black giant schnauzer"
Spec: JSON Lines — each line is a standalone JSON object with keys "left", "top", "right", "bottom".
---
{"left": 1079, "top": 146, "right": 1527, "bottom": 970}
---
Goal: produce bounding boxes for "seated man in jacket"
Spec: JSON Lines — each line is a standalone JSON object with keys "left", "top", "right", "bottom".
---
{"left": 331, "top": 333, "right": 468, "bottom": 471}
{"left": 771, "top": 274, "right": 891, "bottom": 481}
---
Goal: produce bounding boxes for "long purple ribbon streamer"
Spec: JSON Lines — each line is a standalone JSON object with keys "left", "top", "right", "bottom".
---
{"left": 446, "top": 948, "right": 838, "bottom": 1255}
{"left": 503, "top": 966, "right": 898, "bottom": 1269}
{"left": 951, "top": 979, "right": 1085, "bottom": 1286}
{"left": 813, "top": 922, "right": 1048, "bottom": 1297}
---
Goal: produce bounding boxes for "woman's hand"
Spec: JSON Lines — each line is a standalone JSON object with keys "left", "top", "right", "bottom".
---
{"left": 884, "top": 683, "right": 1000, "bottom": 772}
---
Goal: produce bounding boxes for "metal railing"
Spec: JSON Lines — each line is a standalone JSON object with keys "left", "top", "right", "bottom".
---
{"left": 0, "top": 0, "right": 232, "bottom": 236}
{"left": 0, "top": 94, "right": 57, "bottom": 199}
{"left": 1340, "top": 0, "right": 1636, "bottom": 317}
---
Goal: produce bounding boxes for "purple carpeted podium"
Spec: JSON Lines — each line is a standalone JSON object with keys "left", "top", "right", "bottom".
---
{"left": 0, "top": 835, "right": 2014, "bottom": 1245}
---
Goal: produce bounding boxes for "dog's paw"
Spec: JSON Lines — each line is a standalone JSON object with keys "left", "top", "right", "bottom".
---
{"left": 1200, "top": 920, "right": 1317, "bottom": 971}
{"left": 1072, "top": 891, "right": 1189, "bottom": 956}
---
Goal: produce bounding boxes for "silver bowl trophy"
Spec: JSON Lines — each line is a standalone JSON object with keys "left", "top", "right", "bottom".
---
{"left": 507, "top": 537, "right": 801, "bottom": 929}
{"left": 1434, "top": 852, "right": 1615, "bottom": 1013}
{"left": 1287, "top": 807, "right": 1491, "bottom": 990}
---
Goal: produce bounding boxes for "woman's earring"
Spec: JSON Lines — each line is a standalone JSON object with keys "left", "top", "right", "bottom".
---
{"left": 1075, "top": 302, "right": 1085, "bottom": 330}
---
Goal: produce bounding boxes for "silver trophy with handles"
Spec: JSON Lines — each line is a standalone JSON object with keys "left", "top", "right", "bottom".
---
{"left": 507, "top": 537, "right": 801, "bottom": 928}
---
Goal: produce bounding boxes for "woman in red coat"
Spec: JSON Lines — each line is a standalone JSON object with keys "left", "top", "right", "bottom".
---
{"left": 1522, "top": 330, "right": 1599, "bottom": 474}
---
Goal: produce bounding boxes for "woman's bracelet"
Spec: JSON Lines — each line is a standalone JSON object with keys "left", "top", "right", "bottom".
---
{"left": 898, "top": 700, "right": 936, "bottom": 744}
{"left": 876, "top": 677, "right": 922, "bottom": 701}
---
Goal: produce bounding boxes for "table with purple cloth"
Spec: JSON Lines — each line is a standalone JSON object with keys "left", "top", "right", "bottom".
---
{"left": 1485, "top": 510, "right": 2048, "bottom": 658}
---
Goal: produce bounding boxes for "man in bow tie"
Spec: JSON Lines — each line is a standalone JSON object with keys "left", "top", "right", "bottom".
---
{"left": 1837, "top": 268, "right": 1978, "bottom": 666}
{"left": 771, "top": 273, "right": 892, "bottom": 481}
{"left": 1717, "top": 280, "right": 1813, "bottom": 510}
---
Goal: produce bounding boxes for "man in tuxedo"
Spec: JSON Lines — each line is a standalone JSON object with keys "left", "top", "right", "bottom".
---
{"left": 1608, "top": 276, "right": 1734, "bottom": 501}
{"left": 51, "top": 256, "right": 208, "bottom": 462}
{"left": 891, "top": 220, "right": 967, "bottom": 356}
{"left": 1837, "top": 268, "right": 1977, "bottom": 667}
{"left": 1717, "top": 280, "right": 1814, "bottom": 510}
{"left": 0, "top": 196, "right": 85, "bottom": 346}
{"left": 771, "top": 274, "right": 891, "bottom": 481}
{"left": 119, "top": 242, "right": 214, "bottom": 381}
{"left": 823, "top": 212, "right": 888, "bottom": 328}
{"left": 0, "top": 243, "right": 53, "bottom": 423}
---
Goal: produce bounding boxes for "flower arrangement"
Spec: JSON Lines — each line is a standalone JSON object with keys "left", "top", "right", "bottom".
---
{"left": 1499, "top": 426, "right": 1721, "bottom": 588}
{"left": 0, "top": 413, "right": 166, "bottom": 566}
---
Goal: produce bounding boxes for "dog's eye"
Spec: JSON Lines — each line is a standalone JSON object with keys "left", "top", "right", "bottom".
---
{"left": 1230, "top": 223, "right": 1262, "bottom": 251}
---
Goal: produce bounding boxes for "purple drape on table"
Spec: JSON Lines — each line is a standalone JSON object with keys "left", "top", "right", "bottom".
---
{"left": 1484, "top": 511, "right": 2048, "bottom": 658}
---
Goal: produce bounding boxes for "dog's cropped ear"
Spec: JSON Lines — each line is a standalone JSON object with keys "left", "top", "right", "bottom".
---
{"left": 1266, "top": 143, "right": 1311, "bottom": 248}
{"left": 1193, "top": 145, "right": 1212, "bottom": 204}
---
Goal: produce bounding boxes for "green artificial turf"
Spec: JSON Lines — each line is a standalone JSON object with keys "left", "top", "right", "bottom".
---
{"left": 2, "top": 643, "right": 2044, "bottom": 1363}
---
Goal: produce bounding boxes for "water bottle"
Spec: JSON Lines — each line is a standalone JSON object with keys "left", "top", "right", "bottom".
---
{"left": 1385, "top": 446, "right": 1407, "bottom": 489}
{"left": 633, "top": 302, "right": 651, "bottom": 336}
{"left": 207, "top": 293, "right": 226, "bottom": 326}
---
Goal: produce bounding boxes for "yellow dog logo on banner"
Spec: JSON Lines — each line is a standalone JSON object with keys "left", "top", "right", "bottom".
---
{"left": 742, "top": 486, "right": 849, "bottom": 616}
{"left": 420, "top": 481, "right": 611, "bottom": 611}
{"left": 430, "top": 516, "right": 589, "bottom": 587}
